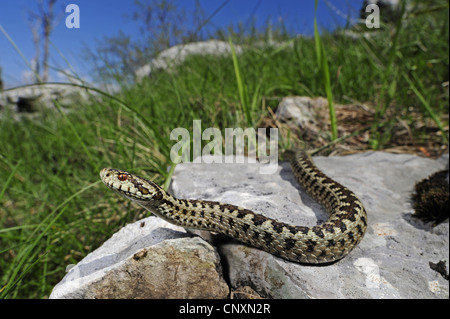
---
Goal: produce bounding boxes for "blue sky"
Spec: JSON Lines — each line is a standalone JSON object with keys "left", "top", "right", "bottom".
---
{"left": 0, "top": 0, "right": 364, "bottom": 89}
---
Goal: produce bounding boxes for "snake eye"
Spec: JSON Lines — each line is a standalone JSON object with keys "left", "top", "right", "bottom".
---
{"left": 118, "top": 173, "right": 128, "bottom": 181}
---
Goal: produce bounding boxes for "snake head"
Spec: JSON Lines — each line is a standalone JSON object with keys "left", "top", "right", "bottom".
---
{"left": 100, "top": 168, "right": 164, "bottom": 203}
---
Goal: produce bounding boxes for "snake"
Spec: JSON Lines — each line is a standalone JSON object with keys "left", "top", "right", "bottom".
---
{"left": 100, "top": 150, "right": 367, "bottom": 264}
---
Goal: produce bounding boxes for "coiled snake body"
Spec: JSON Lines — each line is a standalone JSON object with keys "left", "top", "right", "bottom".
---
{"left": 100, "top": 150, "right": 367, "bottom": 264}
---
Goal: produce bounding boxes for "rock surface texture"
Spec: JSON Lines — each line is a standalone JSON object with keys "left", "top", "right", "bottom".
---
{"left": 50, "top": 217, "right": 229, "bottom": 298}
{"left": 51, "top": 152, "right": 449, "bottom": 299}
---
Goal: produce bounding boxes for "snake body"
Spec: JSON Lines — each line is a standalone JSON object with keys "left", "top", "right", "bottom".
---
{"left": 100, "top": 150, "right": 367, "bottom": 264}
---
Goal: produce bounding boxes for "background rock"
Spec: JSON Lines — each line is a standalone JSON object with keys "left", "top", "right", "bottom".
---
{"left": 275, "top": 96, "right": 374, "bottom": 149}
{"left": 134, "top": 39, "right": 297, "bottom": 81}
{"left": 0, "top": 83, "right": 95, "bottom": 121}
{"left": 135, "top": 40, "right": 243, "bottom": 81}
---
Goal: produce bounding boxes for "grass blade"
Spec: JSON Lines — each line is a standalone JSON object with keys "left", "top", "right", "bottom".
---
{"left": 0, "top": 24, "right": 41, "bottom": 82}
{"left": 0, "top": 159, "right": 22, "bottom": 203}
{"left": 314, "top": 0, "right": 338, "bottom": 140}
{"left": 403, "top": 74, "right": 449, "bottom": 144}
{"left": 229, "top": 37, "right": 251, "bottom": 126}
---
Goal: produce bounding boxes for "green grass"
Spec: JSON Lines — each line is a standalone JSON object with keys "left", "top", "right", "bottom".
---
{"left": 0, "top": 4, "right": 448, "bottom": 298}
{"left": 314, "top": 0, "right": 338, "bottom": 141}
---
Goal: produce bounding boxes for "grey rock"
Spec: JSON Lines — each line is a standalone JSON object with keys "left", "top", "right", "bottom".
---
{"left": 0, "top": 83, "right": 95, "bottom": 121}
{"left": 170, "top": 152, "right": 449, "bottom": 298}
{"left": 134, "top": 39, "right": 299, "bottom": 81}
{"left": 49, "top": 216, "right": 229, "bottom": 299}
{"left": 50, "top": 151, "right": 448, "bottom": 299}
{"left": 275, "top": 96, "right": 375, "bottom": 141}
{"left": 135, "top": 40, "right": 243, "bottom": 81}
{"left": 275, "top": 96, "right": 328, "bottom": 130}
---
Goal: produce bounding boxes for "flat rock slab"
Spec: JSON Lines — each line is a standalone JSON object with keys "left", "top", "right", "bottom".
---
{"left": 170, "top": 152, "right": 449, "bottom": 298}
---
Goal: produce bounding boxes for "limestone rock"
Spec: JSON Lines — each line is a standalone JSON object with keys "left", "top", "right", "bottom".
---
{"left": 275, "top": 96, "right": 374, "bottom": 144}
{"left": 0, "top": 83, "right": 95, "bottom": 121}
{"left": 135, "top": 40, "right": 243, "bottom": 81}
{"left": 50, "top": 151, "right": 448, "bottom": 299}
{"left": 275, "top": 96, "right": 328, "bottom": 130}
{"left": 170, "top": 152, "right": 449, "bottom": 298}
{"left": 49, "top": 217, "right": 229, "bottom": 299}
{"left": 134, "top": 39, "right": 299, "bottom": 81}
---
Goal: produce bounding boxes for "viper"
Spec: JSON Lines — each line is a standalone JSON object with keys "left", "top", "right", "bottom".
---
{"left": 100, "top": 150, "right": 367, "bottom": 264}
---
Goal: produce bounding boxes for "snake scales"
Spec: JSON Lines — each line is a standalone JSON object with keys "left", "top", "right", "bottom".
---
{"left": 100, "top": 150, "right": 367, "bottom": 264}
